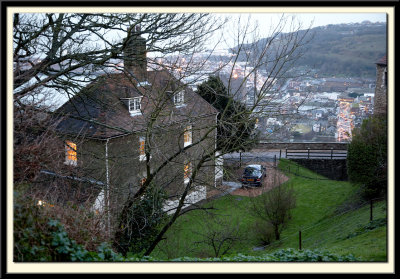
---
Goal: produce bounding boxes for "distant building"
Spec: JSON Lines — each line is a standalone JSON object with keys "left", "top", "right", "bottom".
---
{"left": 374, "top": 55, "right": 387, "bottom": 115}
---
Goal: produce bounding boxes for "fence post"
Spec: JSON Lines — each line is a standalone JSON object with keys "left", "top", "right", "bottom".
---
{"left": 285, "top": 148, "right": 287, "bottom": 158}
{"left": 299, "top": 230, "right": 302, "bottom": 250}
{"left": 370, "top": 200, "right": 373, "bottom": 221}
{"left": 274, "top": 154, "right": 277, "bottom": 167}
{"left": 307, "top": 148, "right": 310, "bottom": 159}
{"left": 239, "top": 152, "right": 242, "bottom": 168}
{"left": 331, "top": 148, "right": 333, "bottom": 159}
{"left": 279, "top": 149, "right": 282, "bottom": 159}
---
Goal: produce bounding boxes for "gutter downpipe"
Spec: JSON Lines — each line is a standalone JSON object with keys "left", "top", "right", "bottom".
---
{"left": 214, "top": 112, "right": 219, "bottom": 188}
{"left": 105, "top": 138, "right": 111, "bottom": 238}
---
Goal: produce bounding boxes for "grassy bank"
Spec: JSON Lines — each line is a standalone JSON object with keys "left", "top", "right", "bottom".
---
{"left": 151, "top": 159, "right": 387, "bottom": 261}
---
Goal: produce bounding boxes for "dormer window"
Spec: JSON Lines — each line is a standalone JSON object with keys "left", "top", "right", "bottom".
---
{"left": 137, "top": 81, "right": 151, "bottom": 87}
{"left": 173, "top": 91, "right": 185, "bottom": 107}
{"left": 129, "top": 97, "right": 142, "bottom": 116}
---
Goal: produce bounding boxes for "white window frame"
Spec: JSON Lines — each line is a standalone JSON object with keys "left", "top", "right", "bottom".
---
{"left": 64, "top": 140, "right": 77, "bottom": 166}
{"left": 183, "top": 125, "right": 192, "bottom": 147}
{"left": 129, "top": 97, "right": 142, "bottom": 116}
{"left": 173, "top": 91, "right": 185, "bottom": 107}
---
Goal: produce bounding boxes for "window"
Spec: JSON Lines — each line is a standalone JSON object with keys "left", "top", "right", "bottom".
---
{"left": 184, "top": 162, "right": 192, "bottom": 184}
{"left": 173, "top": 91, "right": 185, "bottom": 107}
{"left": 184, "top": 125, "right": 192, "bottom": 147}
{"left": 129, "top": 97, "right": 142, "bottom": 116}
{"left": 65, "top": 140, "right": 77, "bottom": 166}
{"left": 37, "top": 200, "right": 55, "bottom": 208}
{"left": 139, "top": 137, "right": 145, "bottom": 161}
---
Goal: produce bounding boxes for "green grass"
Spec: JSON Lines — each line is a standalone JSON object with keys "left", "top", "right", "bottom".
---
{"left": 151, "top": 159, "right": 387, "bottom": 261}
{"left": 291, "top": 124, "right": 311, "bottom": 134}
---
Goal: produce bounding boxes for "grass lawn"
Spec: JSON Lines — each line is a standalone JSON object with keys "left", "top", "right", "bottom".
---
{"left": 151, "top": 159, "right": 387, "bottom": 261}
{"left": 291, "top": 124, "right": 312, "bottom": 134}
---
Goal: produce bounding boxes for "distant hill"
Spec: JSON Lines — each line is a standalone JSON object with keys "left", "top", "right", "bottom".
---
{"left": 235, "top": 22, "right": 387, "bottom": 78}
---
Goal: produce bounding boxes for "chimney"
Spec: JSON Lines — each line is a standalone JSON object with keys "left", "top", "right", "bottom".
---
{"left": 124, "top": 25, "right": 147, "bottom": 82}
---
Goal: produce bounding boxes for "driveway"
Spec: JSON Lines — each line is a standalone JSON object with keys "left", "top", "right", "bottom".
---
{"left": 207, "top": 161, "right": 289, "bottom": 199}
{"left": 228, "top": 162, "right": 289, "bottom": 197}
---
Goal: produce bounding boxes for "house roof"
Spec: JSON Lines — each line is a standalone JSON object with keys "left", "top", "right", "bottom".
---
{"left": 376, "top": 55, "right": 387, "bottom": 66}
{"left": 55, "top": 70, "right": 219, "bottom": 139}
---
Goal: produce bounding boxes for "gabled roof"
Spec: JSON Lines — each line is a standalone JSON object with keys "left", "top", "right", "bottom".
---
{"left": 55, "top": 70, "right": 218, "bottom": 139}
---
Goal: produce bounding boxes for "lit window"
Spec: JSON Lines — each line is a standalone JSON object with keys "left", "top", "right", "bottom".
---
{"left": 37, "top": 200, "right": 54, "bottom": 208}
{"left": 184, "top": 125, "right": 192, "bottom": 147}
{"left": 184, "top": 162, "right": 192, "bottom": 184}
{"left": 65, "top": 140, "right": 77, "bottom": 166}
{"left": 129, "top": 97, "right": 142, "bottom": 116}
{"left": 140, "top": 177, "right": 147, "bottom": 187}
{"left": 139, "top": 137, "right": 145, "bottom": 161}
{"left": 173, "top": 91, "right": 185, "bottom": 107}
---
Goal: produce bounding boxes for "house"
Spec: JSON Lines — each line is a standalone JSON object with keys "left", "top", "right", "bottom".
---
{"left": 38, "top": 28, "right": 220, "bottom": 224}
{"left": 374, "top": 55, "right": 387, "bottom": 115}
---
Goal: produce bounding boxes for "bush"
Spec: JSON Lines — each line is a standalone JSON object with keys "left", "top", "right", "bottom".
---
{"left": 14, "top": 188, "right": 122, "bottom": 262}
{"left": 347, "top": 116, "right": 387, "bottom": 200}
{"left": 170, "top": 248, "right": 359, "bottom": 262}
{"left": 113, "top": 183, "right": 167, "bottom": 256}
{"left": 253, "top": 221, "right": 275, "bottom": 246}
{"left": 250, "top": 183, "right": 296, "bottom": 241}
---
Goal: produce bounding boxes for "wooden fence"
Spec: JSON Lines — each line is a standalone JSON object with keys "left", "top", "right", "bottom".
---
{"left": 285, "top": 148, "right": 347, "bottom": 159}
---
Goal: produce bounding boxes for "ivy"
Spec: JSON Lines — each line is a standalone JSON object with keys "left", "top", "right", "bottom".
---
{"left": 344, "top": 218, "right": 387, "bottom": 240}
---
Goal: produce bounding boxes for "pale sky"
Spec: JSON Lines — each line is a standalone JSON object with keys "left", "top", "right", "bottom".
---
{"left": 210, "top": 12, "right": 387, "bottom": 50}
{"left": 269, "top": 12, "right": 386, "bottom": 29}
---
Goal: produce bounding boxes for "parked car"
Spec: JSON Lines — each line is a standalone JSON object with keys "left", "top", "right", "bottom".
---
{"left": 241, "top": 164, "right": 266, "bottom": 188}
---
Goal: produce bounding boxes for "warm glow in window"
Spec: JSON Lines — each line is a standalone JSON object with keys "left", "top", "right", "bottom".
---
{"left": 65, "top": 140, "right": 77, "bottom": 166}
{"left": 139, "top": 137, "right": 145, "bottom": 161}
{"left": 140, "top": 177, "right": 146, "bottom": 187}
{"left": 184, "top": 162, "right": 192, "bottom": 184}
{"left": 37, "top": 200, "right": 54, "bottom": 208}
{"left": 184, "top": 125, "right": 192, "bottom": 147}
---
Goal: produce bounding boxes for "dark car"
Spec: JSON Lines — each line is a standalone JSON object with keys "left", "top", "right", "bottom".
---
{"left": 241, "top": 164, "right": 266, "bottom": 188}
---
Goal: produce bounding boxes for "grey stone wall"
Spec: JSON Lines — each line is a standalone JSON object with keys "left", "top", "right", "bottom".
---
{"left": 374, "top": 64, "right": 387, "bottom": 116}
{"left": 257, "top": 142, "right": 349, "bottom": 150}
{"left": 290, "top": 158, "right": 348, "bottom": 181}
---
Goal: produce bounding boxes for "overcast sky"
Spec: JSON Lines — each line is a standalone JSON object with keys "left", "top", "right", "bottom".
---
{"left": 253, "top": 12, "right": 386, "bottom": 27}
{"left": 209, "top": 12, "right": 387, "bottom": 50}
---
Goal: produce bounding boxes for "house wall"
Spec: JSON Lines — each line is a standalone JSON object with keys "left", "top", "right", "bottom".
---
{"left": 62, "top": 113, "right": 217, "bottom": 221}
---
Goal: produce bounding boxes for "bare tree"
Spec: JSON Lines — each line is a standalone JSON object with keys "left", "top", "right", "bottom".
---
{"left": 249, "top": 181, "right": 296, "bottom": 241}
{"left": 13, "top": 12, "right": 311, "bottom": 258}
{"left": 192, "top": 213, "right": 243, "bottom": 258}
{"left": 13, "top": 12, "right": 224, "bottom": 254}
{"left": 13, "top": 13, "right": 223, "bottom": 105}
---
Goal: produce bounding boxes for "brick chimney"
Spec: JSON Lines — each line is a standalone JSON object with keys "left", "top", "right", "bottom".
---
{"left": 124, "top": 25, "right": 147, "bottom": 82}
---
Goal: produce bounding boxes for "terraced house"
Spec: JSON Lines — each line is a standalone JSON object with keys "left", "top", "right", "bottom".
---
{"left": 39, "top": 28, "right": 220, "bottom": 227}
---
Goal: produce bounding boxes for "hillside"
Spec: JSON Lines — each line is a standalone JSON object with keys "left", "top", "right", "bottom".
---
{"left": 151, "top": 159, "right": 387, "bottom": 261}
{"left": 298, "top": 22, "right": 387, "bottom": 78}
{"left": 235, "top": 22, "right": 387, "bottom": 78}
